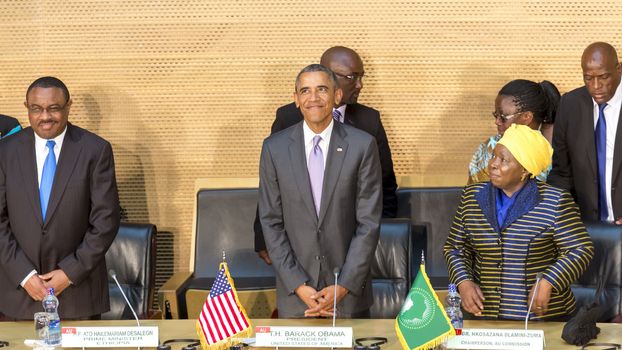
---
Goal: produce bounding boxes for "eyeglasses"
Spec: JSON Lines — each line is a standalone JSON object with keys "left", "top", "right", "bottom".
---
{"left": 334, "top": 72, "right": 364, "bottom": 83}
{"left": 492, "top": 111, "right": 523, "bottom": 122}
{"left": 27, "top": 102, "right": 69, "bottom": 117}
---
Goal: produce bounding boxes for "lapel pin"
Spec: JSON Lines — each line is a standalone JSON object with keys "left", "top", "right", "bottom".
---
{"left": 337, "top": 147, "right": 343, "bottom": 152}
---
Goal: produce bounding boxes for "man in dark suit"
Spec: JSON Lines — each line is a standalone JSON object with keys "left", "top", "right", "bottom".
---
{"left": 0, "top": 115, "right": 21, "bottom": 139}
{"left": 258, "top": 64, "right": 382, "bottom": 318}
{"left": 549, "top": 42, "right": 622, "bottom": 224}
{"left": 0, "top": 76, "right": 120, "bottom": 319}
{"left": 255, "top": 46, "right": 396, "bottom": 264}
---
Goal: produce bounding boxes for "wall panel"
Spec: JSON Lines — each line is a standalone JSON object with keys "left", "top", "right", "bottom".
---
{"left": 1, "top": 0, "right": 620, "bottom": 274}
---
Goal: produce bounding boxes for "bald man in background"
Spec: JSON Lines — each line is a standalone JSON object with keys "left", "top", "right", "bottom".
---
{"left": 549, "top": 42, "right": 622, "bottom": 224}
{"left": 254, "top": 46, "right": 397, "bottom": 264}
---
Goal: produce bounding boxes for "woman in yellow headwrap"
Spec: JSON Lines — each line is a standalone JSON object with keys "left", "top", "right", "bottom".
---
{"left": 444, "top": 124, "right": 594, "bottom": 321}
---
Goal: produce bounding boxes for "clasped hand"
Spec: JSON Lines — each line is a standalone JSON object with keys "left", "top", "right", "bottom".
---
{"left": 295, "top": 284, "right": 348, "bottom": 317}
{"left": 24, "top": 269, "right": 71, "bottom": 301}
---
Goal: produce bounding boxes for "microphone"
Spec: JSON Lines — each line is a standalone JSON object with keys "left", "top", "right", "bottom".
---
{"left": 109, "top": 269, "right": 141, "bottom": 327}
{"left": 332, "top": 268, "right": 340, "bottom": 327}
{"left": 525, "top": 272, "right": 543, "bottom": 330}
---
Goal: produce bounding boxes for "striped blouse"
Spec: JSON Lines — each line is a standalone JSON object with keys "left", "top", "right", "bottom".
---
{"left": 444, "top": 180, "right": 594, "bottom": 320}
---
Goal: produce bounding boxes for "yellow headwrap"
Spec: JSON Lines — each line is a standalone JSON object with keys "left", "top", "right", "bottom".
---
{"left": 497, "top": 124, "right": 553, "bottom": 177}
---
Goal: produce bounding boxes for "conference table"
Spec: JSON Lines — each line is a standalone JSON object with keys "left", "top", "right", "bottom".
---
{"left": 0, "top": 318, "right": 621, "bottom": 349}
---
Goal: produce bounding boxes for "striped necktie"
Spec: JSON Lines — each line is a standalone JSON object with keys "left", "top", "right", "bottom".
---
{"left": 332, "top": 109, "right": 342, "bottom": 123}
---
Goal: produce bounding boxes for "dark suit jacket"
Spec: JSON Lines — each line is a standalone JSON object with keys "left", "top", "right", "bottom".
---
{"left": 0, "top": 123, "right": 120, "bottom": 319}
{"left": 548, "top": 86, "right": 622, "bottom": 221}
{"left": 0, "top": 114, "right": 21, "bottom": 138}
{"left": 258, "top": 121, "right": 382, "bottom": 317}
{"left": 254, "top": 102, "right": 397, "bottom": 251}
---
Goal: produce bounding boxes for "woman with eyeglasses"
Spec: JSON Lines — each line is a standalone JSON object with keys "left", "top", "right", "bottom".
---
{"left": 467, "top": 79, "right": 560, "bottom": 184}
{"left": 445, "top": 124, "right": 593, "bottom": 321}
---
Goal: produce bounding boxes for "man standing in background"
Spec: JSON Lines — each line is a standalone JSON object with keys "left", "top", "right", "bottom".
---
{"left": 0, "top": 114, "right": 21, "bottom": 139}
{"left": 549, "top": 42, "right": 622, "bottom": 224}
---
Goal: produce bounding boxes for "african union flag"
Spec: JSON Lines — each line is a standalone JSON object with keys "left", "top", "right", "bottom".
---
{"left": 395, "top": 263, "right": 455, "bottom": 349}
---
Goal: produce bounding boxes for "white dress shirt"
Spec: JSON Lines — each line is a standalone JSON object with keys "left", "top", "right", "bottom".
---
{"left": 303, "top": 119, "right": 333, "bottom": 167}
{"left": 592, "top": 82, "right": 622, "bottom": 222}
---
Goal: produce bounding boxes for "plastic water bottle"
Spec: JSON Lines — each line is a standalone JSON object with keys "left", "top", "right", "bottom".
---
{"left": 445, "top": 283, "right": 463, "bottom": 330}
{"left": 42, "top": 288, "right": 61, "bottom": 346}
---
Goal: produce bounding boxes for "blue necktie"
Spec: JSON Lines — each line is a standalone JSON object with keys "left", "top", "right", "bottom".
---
{"left": 40, "top": 140, "right": 57, "bottom": 220}
{"left": 332, "top": 109, "right": 342, "bottom": 123}
{"left": 596, "top": 103, "right": 608, "bottom": 221}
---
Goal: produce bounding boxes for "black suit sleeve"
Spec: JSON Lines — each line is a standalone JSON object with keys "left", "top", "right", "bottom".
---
{"left": 57, "top": 141, "right": 120, "bottom": 284}
{"left": 0, "top": 115, "right": 21, "bottom": 139}
{"left": 253, "top": 207, "right": 266, "bottom": 251}
{"left": 374, "top": 114, "right": 398, "bottom": 218}
{"left": 548, "top": 93, "right": 574, "bottom": 192}
{"left": 271, "top": 109, "right": 287, "bottom": 134}
{"left": 0, "top": 157, "right": 38, "bottom": 286}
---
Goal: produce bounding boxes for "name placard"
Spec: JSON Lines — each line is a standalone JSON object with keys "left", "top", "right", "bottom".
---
{"left": 445, "top": 328, "right": 544, "bottom": 350}
{"left": 255, "top": 326, "right": 352, "bottom": 348}
{"left": 61, "top": 326, "right": 159, "bottom": 348}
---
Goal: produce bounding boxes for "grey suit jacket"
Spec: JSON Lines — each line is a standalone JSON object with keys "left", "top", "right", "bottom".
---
{"left": 0, "top": 124, "right": 120, "bottom": 319}
{"left": 258, "top": 121, "right": 382, "bottom": 318}
{"left": 548, "top": 86, "right": 622, "bottom": 221}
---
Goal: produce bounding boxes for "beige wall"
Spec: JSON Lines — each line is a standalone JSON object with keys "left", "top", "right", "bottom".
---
{"left": 1, "top": 0, "right": 620, "bottom": 272}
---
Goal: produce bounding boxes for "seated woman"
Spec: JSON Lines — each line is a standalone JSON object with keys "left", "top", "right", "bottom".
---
{"left": 468, "top": 79, "right": 560, "bottom": 184}
{"left": 445, "top": 124, "right": 594, "bottom": 321}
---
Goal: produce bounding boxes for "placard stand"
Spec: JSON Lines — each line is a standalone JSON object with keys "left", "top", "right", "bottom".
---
{"left": 255, "top": 326, "right": 353, "bottom": 348}
{"left": 445, "top": 328, "right": 544, "bottom": 350}
{"left": 60, "top": 326, "right": 159, "bottom": 348}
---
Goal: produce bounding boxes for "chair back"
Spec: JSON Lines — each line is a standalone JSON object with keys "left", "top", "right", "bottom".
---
{"left": 193, "top": 183, "right": 274, "bottom": 281}
{"left": 103, "top": 222, "right": 156, "bottom": 320}
{"left": 370, "top": 219, "right": 412, "bottom": 318}
{"left": 571, "top": 222, "right": 622, "bottom": 321}
{"left": 396, "top": 187, "right": 462, "bottom": 287}
{"left": 182, "top": 179, "right": 277, "bottom": 319}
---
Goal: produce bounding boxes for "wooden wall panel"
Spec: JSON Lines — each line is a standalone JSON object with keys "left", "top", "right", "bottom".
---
{"left": 1, "top": 0, "right": 621, "bottom": 274}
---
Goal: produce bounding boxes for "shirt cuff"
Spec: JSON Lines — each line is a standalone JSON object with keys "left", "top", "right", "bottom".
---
{"left": 20, "top": 270, "right": 38, "bottom": 287}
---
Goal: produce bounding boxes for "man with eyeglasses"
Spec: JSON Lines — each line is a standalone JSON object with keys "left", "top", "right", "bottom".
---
{"left": 0, "top": 76, "right": 120, "bottom": 320}
{"left": 549, "top": 42, "right": 622, "bottom": 225}
{"left": 254, "top": 46, "right": 397, "bottom": 265}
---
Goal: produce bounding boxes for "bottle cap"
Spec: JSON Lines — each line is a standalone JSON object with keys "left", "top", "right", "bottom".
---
{"left": 48, "top": 288, "right": 55, "bottom": 296}
{"left": 448, "top": 283, "right": 457, "bottom": 293}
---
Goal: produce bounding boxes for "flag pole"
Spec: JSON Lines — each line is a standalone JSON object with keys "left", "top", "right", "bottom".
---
{"left": 421, "top": 251, "right": 425, "bottom": 265}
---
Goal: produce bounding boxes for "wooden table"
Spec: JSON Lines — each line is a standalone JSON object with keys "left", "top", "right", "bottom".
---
{"left": 0, "top": 319, "right": 620, "bottom": 349}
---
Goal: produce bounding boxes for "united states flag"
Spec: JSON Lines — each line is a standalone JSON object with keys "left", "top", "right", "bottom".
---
{"left": 196, "top": 263, "right": 251, "bottom": 349}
